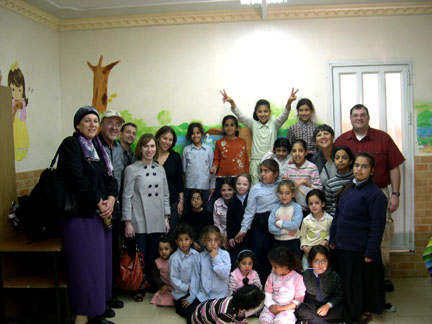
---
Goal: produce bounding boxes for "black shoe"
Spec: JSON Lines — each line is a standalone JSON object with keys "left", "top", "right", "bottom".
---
{"left": 384, "top": 279, "right": 394, "bottom": 292}
{"left": 107, "top": 297, "right": 124, "bottom": 309}
{"left": 87, "top": 317, "right": 115, "bottom": 324}
{"left": 103, "top": 306, "right": 115, "bottom": 318}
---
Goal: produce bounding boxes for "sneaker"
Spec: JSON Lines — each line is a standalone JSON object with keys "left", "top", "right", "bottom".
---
{"left": 383, "top": 303, "right": 397, "bottom": 312}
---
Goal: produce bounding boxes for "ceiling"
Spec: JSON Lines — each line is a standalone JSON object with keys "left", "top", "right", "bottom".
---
{"left": 23, "top": 0, "right": 425, "bottom": 19}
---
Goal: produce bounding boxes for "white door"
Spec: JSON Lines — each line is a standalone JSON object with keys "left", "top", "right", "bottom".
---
{"left": 330, "top": 62, "right": 414, "bottom": 251}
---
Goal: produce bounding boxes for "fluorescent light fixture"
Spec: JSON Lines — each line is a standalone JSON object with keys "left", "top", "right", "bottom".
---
{"left": 240, "top": 0, "right": 288, "bottom": 4}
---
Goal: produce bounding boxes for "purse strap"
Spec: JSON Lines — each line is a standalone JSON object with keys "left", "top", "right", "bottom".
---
{"left": 49, "top": 148, "right": 61, "bottom": 169}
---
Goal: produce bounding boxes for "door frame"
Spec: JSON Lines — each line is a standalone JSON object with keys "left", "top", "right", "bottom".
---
{"left": 328, "top": 60, "right": 415, "bottom": 252}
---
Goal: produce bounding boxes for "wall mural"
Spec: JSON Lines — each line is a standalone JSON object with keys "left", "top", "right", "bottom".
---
{"left": 88, "top": 55, "right": 120, "bottom": 114}
{"left": 8, "top": 62, "right": 30, "bottom": 161}
{"left": 85, "top": 55, "right": 296, "bottom": 154}
{"left": 117, "top": 106, "right": 295, "bottom": 156}
{"left": 416, "top": 101, "right": 432, "bottom": 153}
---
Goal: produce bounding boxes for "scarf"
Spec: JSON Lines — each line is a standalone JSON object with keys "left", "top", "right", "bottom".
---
{"left": 76, "top": 131, "right": 113, "bottom": 176}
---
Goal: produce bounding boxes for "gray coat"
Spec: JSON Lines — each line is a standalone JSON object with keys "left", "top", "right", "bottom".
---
{"left": 122, "top": 161, "right": 170, "bottom": 233}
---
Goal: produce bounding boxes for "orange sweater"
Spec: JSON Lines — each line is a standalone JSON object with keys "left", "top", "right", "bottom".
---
{"left": 212, "top": 137, "right": 249, "bottom": 177}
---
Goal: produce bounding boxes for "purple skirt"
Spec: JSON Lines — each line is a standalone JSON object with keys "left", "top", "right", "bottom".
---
{"left": 61, "top": 214, "right": 112, "bottom": 316}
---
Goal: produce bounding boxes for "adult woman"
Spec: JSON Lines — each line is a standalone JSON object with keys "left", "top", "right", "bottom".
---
{"left": 309, "top": 124, "right": 337, "bottom": 187}
{"left": 122, "top": 134, "right": 170, "bottom": 300}
{"left": 155, "top": 126, "right": 184, "bottom": 230}
{"left": 58, "top": 106, "right": 117, "bottom": 324}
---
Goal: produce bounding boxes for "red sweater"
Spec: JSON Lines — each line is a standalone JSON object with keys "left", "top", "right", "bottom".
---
{"left": 212, "top": 137, "right": 249, "bottom": 176}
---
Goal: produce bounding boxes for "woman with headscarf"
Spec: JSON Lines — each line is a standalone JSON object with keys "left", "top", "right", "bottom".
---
{"left": 57, "top": 106, "right": 118, "bottom": 324}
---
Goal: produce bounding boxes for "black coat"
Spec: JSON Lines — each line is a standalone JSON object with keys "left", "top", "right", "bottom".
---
{"left": 57, "top": 134, "right": 118, "bottom": 217}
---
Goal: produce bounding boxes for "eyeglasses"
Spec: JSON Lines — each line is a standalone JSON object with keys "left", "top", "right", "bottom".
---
{"left": 312, "top": 260, "right": 328, "bottom": 266}
{"left": 191, "top": 197, "right": 202, "bottom": 201}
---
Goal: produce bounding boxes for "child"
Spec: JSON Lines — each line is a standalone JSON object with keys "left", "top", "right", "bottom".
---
{"left": 259, "top": 246, "right": 306, "bottom": 324}
{"left": 287, "top": 98, "right": 318, "bottom": 157}
{"left": 187, "top": 225, "right": 231, "bottom": 323}
{"left": 220, "top": 88, "right": 298, "bottom": 185}
{"left": 8, "top": 63, "right": 30, "bottom": 161}
{"left": 182, "top": 189, "right": 214, "bottom": 251}
{"left": 324, "top": 146, "right": 354, "bottom": 216}
{"left": 228, "top": 250, "right": 262, "bottom": 295}
{"left": 295, "top": 245, "right": 348, "bottom": 324}
{"left": 191, "top": 285, "right": 265, "bottom": 324}
{"left": 234, "top": 159, "right": 281, "bottom": 285}
{"left": 213, "top": 177, "right": 235, "bottom": 236}
{"left": 329, "top": 152, "right": 387, "bottom": 323}
{"left": 183, "top": 122, "right": 216, "bottom": 210}
{"left": 211, "top": 115, "right": 249, "bottom": 196}
{"left": 268, "top": 180, "right": 303, "bottom": 260}
{"left": 284, "top": 139, "right": 322, "bottom": 211}
{"left": 151, "top": 236, "right": 175, "bottom": 306}
{"left": 226, "top": 173, "right": 252, "bottom": 265}
{"left": 261, "top": 138, "right": 292, "bottom": 176}
{"left": 169, "top": 223, "right": 199, "bottom": 319}
{"left": 300, "top": 189, "right": 333, "bottom": 271}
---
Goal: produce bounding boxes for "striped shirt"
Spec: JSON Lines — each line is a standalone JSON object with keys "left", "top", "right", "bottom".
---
{"left": 324, "top": 170, "right": 354, "bottom": 216}
{"left": 284, "top": 160, "right": 322, "bottom": 189}
{"left": 191, "top": 296, "right": 246, "bottom": 324}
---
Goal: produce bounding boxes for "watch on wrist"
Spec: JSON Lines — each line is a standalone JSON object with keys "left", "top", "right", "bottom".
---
{"left": 392, "top": 192, "right": 400, "bottom": 197}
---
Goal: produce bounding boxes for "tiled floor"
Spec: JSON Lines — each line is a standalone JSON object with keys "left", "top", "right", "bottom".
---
{"left": 112, "top": 277, "right": 432, "bottom": 324}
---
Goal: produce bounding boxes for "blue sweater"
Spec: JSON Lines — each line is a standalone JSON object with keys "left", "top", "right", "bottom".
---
{"left": 329, "top": 178, "right": 387, "bottom": 260}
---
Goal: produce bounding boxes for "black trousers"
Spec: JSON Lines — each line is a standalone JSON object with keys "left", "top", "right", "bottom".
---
{"left": 250, "top": 212, "right": 274, "bottom": 286}
{"left": 295, "top": 302, "right": 351, "bottom": 324}
{"left": 174, "top": 294, "right": 200, "bottom": 324}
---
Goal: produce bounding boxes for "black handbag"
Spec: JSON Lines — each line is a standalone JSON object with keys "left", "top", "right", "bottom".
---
{"left": 12, "top": 149, "right": 79, "bottom": 239}
{"left": 35, "top": 150, "right": 80, "bottom": 217}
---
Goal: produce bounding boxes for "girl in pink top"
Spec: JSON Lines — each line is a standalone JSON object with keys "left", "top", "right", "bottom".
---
{"left": 151, "top": 237, "right": 175, "bottom": 306}
{"left": 228, "top": 250, "right": 262, "bottom": 295}
{"left": 259, "top": 246, "right": 306, "bottom": 324}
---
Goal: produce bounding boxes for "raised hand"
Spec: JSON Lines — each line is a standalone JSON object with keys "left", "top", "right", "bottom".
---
{"left": 286, "top": 88, "right": 299, "bottom": 107}
{"left": 219, "top": 89, "right": 236, "bottom": 108}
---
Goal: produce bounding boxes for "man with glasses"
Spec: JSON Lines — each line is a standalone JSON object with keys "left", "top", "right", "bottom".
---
{"left": 98, "top": 109, "right": 126, "bottom": 317}
{"left": 334, "top": 104, "right": 405, "bottom": 300}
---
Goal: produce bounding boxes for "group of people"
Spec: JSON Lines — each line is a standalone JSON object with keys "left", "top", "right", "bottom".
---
{"left": 57, "top": 87, "right": 404, "bottom": 324}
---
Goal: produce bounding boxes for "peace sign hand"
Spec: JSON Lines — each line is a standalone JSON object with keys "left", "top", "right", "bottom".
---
{"left": 220, "top": 89, "right": 236, "bottom": 108}
{"left": 286, "top": 88, "right": 299, "bottom": 106}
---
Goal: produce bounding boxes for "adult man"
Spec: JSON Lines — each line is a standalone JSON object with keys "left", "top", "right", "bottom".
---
{"left": 334, "top": 104, "right": 405, "bottom": 294}
{"left": 98, "top": 109, "right": 126, "bottom": 317}
{"left": 119, "top": 122, "right": 137, "bottom": 167}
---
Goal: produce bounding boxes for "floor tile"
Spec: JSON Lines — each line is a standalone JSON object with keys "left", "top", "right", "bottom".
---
{"left": 114, "top": 276, "right": 432, "bottom": 324}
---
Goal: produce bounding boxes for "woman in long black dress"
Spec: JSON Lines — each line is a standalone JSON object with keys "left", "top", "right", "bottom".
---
{"left": 155, "top": 126, "right": 185, "bottom": 231}
{"left": 58, "top": 106, "right": 118, "bottom": 324}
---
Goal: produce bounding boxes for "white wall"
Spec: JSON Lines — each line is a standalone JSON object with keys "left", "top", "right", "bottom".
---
{"left": 2, "top": 8, "right": 431, "bottom": 171}
{"left": 60, "top": 15, "right": 432, "bottom": 137}
{"left": 0, "top": 7, "right": 61, "bottom": 172}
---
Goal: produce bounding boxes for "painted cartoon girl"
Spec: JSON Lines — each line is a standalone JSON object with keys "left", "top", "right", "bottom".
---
{"left": 8, "top": 62, "right": 30, "bottom": 161}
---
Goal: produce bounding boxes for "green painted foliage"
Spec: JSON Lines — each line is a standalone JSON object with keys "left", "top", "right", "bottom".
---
{"left": 157, "top": 110, "right": 172, "bottom": 125}
{"left": 417, "top": 110, "right": 432, "bottom": 128}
